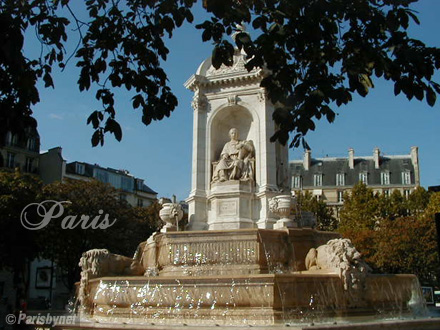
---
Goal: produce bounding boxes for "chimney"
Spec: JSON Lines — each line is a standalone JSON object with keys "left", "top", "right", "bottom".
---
{"left": 304, "top": 150, "right": 311, "bottom": 171}
{"left": 411, "top": 146, "right": 420, "bottom": 186}
{"left": 373, "top": 147, "right": 380, "bottom": 169}
{"left": 348, "top": 148, "right": 354, "bottom": 169}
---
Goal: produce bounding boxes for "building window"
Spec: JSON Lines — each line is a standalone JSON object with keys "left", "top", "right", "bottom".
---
{"left": 27, "top": 138, "right": 37, "bottom": 151}
{"left": 337, "top": 191, "right": 344, "bottom": 203}
{"left": 6, "top": 152, "right": 15, "bottom": 168}
{"left": 94, "top": 168, "right": 109, "bottom": 182}
{"left": 136, "top": 179, "right": 144, "bottom": 190}
{"left": 121, "top": 176, "right": 134, "bottom": 192}
{"left": 5, "top": 131, "right": 12, "bottom": 146}
{"left": 292, "top": 175, "right": 302, "bottom": 189}
{"left": 76, "top": 163, "right": 85, "bottom": 175}
{"left": 336, "top": 173, "right": 345, "bottom": 186}
{"left": 25, "top": 157, "right": 34, "bottom": 172}
{"left": 402, "top": 171, "right": 411, "bottom": 185}
{"left": 137, "top": 198, "right": 144, "bottom": 207}
{"left": 5, "top": 132, "right": 18, "bottom": 146}
{"left": 359, "top": 172, "right": 368, "bottom": 184}
{"left": 313, "top": 174, "right": 322, "bottom": 187}
{"left": 380, "top": 172, "right": 390, "bottom": 185}
{"left": 404, "top": 189, "right": 411, "bottom": 199}
{"left": 383, "top": 189, "right": 390, "bottom": 197}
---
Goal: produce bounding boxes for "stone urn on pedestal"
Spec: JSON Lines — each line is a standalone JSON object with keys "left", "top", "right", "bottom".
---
{"left": 269, "top": 195, "right": 297, "bottom": 229}
{"left": 159, "top": 203, "right": 183, "bottom": 232}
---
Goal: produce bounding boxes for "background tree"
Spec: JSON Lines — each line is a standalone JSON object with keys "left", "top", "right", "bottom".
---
{"left": 37, "top": 179, "right": 161, "bottom": 290}
{"left": 339, "top": 184, "right": 440, "bottom": 284}
{"left": 338, "top": 182, "right": 381, "bottom": 264}
{"left": 406, "top": 186, "right": 430, "bottom": 216}
{"left": 0, "top": 170, "right": 42, "bottom": 308}
{"left": 339, "top": 182, "right": 380, "bottom": 231}
{"left": 389, "top": 189, "right": 407, "bottom": 218}
{"left": 118, "top": 201, "right": 164, "bottom": 254}
{"left": 372, "top": 215, "right": 439, "bottom": 286}
{"left": 295, "top": 190, "right": 337, "bottom": 231}
{"left": 2, "top": 0, "right": 440, "bottom": 147}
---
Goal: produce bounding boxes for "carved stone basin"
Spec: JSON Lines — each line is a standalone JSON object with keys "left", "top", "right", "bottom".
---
{"left": 84, "top": 273, "right": 420, "bottom": 326}
{"left": 75, "top": 229, "right": 430, "bottom": 327}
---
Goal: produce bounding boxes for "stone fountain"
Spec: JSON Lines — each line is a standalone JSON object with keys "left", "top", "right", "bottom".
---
{"left": 64, "top": 36, "right": 440, "bottom": 330}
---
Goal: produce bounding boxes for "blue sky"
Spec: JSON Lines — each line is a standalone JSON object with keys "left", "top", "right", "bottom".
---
{"left": 30, "top": 1, "right": 440, "bottom": 200}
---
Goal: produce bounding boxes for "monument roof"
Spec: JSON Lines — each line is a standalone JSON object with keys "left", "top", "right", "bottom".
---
{"left": 184, "top": 49, "right": 265, "bottom": 90}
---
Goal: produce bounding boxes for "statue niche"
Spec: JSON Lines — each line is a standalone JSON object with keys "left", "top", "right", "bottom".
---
{"left": 212, "top": 128, "right": 255, "bottom": 183}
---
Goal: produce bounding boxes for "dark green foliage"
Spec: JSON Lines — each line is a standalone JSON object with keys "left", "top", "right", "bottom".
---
{"left": 1, "top": 1, "right": 440, "bottom": 146}
{"left": 295, "top": 190, "right": 337, "bottom": 231}
{"left": 0, "top": 170, "right": 42, "bottom": 306}
{"left": 37, "top": 179, "right": 162, "bottom": 290}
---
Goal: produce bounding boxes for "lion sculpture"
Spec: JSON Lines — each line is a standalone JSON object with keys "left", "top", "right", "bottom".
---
{"left": 78, "top": 243, "right": 148, "bottom": 309}
{"left": 305, "top": 238, "right": 371, "bottom": 296}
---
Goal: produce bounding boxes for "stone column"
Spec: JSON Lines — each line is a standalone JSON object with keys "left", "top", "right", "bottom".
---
{"left": 186, "top": 90, "right": 208, "bottom": 230}
{"left": 256, "top": 91, "right": 288, "bottom": 229}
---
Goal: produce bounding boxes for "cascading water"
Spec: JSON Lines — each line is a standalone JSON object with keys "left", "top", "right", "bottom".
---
{"left": 68, "top": 228, "right": 437, "bottom": 329}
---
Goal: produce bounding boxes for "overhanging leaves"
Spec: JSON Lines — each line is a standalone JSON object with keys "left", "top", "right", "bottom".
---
{"left": 1, "top": 0, "right": 440, "bottom": 148}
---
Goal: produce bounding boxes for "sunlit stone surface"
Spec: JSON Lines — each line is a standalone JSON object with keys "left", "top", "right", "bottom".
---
{"left": 73, "top": 229, "right": 431, "bottom": 327}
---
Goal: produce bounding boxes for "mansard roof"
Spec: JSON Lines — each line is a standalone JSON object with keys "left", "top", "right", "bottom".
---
{"left": 290, "top": 155, "right": 416, "bottom": 187}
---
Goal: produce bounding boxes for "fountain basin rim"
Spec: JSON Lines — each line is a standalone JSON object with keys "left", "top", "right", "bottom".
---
{"left": 87, "top": 272, "right": 341, "bottom": 283}
{"left": 85, "top": 272, "right": 418, "bottom": 284}
{"left": 56, "top": 317, "right": 440, "bottom": 330}
{"left": 152, "top": 227, "right": 332, "bottom": 236}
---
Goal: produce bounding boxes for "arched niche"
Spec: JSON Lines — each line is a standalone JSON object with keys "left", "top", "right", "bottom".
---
{"left": 209, "top": 105, "right": 257, "bottom": 168}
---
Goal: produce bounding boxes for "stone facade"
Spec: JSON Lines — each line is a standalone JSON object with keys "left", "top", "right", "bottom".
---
{"left": 185, "top": 48, "right": 290, "bottom": 230}
{"left": 0, "top": 127, "right": 40, "bottom": 174}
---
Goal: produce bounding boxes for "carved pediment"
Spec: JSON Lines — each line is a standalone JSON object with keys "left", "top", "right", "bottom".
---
{"left": 206, "top": 53, "right": 256, "bottom": 77}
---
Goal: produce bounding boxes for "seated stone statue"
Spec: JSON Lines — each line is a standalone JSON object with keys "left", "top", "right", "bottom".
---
{"left": 212, "top": 128, "right": 255, "bottom": 182}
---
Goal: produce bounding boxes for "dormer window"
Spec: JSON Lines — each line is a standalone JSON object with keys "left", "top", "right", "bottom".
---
{"left": 402, "top": 171, "right": 411, "bottom": 185}
{"left": 76, "top": 163, "right": 85, "bottom": 175}
{"left": 380, "top": 172, "right": 390, "bottom": 185}
{"left": 314, "top": 173, "right": 322, "bottom": 186}
{"left": 359, "top": 172, "right": 368, "bottom": 184}
{"left": 336, "top": 173, "right": 345, "bottom": 186}
{"left": 292, "top": 175, "right": 302, "bottom": 189}
{"left": 137, "top": 179, "right": 144, "bottom": 190}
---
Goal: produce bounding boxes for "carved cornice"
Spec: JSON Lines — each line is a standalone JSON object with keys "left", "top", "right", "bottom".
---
{"left": 185, "top": 70, "right": 266, "bottom": 91}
